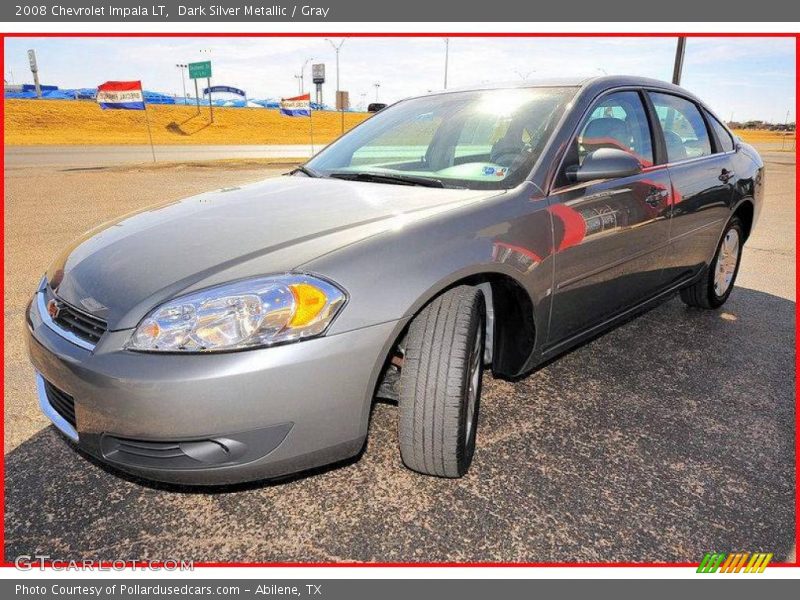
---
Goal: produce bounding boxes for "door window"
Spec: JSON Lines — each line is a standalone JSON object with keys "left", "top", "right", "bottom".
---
{"left": 577, "top": 91, "right": 654, "bottom": 167}
{"left": 557, "top": 91, "right": 653, "bottom": 187}
{"left": 649, "top": 92, "right": 712, "bottom": 161}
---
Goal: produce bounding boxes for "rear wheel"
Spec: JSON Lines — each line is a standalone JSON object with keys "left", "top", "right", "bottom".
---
{"left": 680, "top": 216, "right": 744, "bottom": 309}
{"left": 398, "top": 286, "right": 485, "bottom": 478}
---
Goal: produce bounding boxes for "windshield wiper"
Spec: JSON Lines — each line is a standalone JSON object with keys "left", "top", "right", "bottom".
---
{"left": 328, "top": 171, "right": 445, "bottom": 188}
{"left": 289, "top": 165, "right": 322, "bottom": 178}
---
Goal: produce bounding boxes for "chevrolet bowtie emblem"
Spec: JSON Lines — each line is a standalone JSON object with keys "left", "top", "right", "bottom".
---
{"left": 46, "top": 299, "right": 61, "bottom": 320}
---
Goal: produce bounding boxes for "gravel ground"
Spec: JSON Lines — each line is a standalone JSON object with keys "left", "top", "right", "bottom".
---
{"left": 3, "top": 150, "right": 795, "bottom": 563}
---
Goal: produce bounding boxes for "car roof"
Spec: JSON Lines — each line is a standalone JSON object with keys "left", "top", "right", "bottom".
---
{"left": 418, "top": 75, "right": 699, "bottom": 101}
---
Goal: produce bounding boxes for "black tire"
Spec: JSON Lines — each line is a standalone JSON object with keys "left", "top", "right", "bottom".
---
{"left": 399, "top": 286, "right": 485, "bottom": 478}
{"left": 680, "top": 216, "right": 744, "bottom": 309}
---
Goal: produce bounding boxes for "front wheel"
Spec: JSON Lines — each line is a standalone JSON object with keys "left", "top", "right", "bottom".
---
{"left": 398, "top": 286, "right": 485, "bottom": 478}
{"left": 680, "top": 216, "right": 744, "bottom": 309}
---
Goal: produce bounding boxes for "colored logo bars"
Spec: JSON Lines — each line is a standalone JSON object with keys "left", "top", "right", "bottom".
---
{"left": 697, "top": 552, "right": 773, "bottom": 573}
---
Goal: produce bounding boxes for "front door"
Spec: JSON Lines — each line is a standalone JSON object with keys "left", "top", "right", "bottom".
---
{"left": 546, "top": 90, "right": 672, "bottom": 346}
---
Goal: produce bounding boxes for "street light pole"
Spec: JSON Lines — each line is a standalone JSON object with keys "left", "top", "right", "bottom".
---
{"left": 176, "top": 64, "right": 187, "bottom": 102}
{"left": 299, "top": 57, "right": 313, "bottom": 95}
{"left": 443, "top": 38, "right": 449, "bottom": 89}
{"left": 326, "top": 38, "right": 346, "bottom": 134}
{"left": 515, "top": 69, "right": 535, "bottom": 81}
{"left": 374, "top": 82, "right": 381, "bottom": 102}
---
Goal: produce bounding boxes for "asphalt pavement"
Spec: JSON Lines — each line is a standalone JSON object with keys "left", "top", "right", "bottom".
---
{"left": 4, "top": 144, "right": 318, "bottom": 168}
{"left": 3, "top": 147, "right": 795, "bottom": 563}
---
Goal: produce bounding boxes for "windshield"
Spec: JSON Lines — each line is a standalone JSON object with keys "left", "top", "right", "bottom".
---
{"left": 306, "top": 87, "right": 577, "bottom": 190}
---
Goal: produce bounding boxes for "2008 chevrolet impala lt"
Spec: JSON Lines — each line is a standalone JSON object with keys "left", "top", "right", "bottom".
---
{"left": 26, "top": 77, "right": 763, "bottom": 484}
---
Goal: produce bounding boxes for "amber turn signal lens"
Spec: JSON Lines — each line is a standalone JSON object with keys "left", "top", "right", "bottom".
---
{"left": 139, "top": 320, "right": 161, "bottom": 340}
{"left": 288, "top": 283, "right": 327, "bottom": 327}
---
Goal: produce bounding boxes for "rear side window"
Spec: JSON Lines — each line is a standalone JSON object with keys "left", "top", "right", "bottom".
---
{"left": 706, "top": 111, "right": 735, "bottom": 152}
{"left": 648, "top": 92, "right": 712, "bottom": 162}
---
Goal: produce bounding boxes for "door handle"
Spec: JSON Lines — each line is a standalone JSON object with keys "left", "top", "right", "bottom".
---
{"left": 644, "top": 187, "right": 668, "bottom": 207}
{"left": 719, "top": 168, "right": 735, "bottom": 183}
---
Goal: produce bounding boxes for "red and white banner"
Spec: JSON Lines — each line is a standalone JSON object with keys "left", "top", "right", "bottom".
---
{"left": 96, "top": 81, "right": 145, "bottom": 110}
{"left": 280, "top": 93, "right": 311, "bottom": 117}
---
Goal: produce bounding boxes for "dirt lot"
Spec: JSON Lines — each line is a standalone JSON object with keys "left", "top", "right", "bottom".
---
{"left": 3, "top": 149, "right": 795, "bottom": 563}
{"left": 4, "top": 100, "right": 369, "bottom": 146}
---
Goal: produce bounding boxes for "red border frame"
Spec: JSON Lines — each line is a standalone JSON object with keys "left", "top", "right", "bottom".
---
{"left": 0, "top": 30, "right": 797, "bottom": 570}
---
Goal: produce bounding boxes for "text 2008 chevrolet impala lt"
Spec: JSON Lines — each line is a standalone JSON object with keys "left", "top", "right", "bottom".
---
{"left": 26, "top": 77, "right": 763, "bottom": 484}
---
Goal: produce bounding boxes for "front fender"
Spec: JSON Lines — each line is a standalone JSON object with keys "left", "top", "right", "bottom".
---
{"left": 302, "top": 188, "right": 555, "bottom": 378}
{"left": 303, "top": 189, "right": 552, "bottom": 335}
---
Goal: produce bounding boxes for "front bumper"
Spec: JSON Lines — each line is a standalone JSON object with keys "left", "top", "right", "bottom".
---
{"left": 26, "top": 292, "right": 402, "bottom": 485}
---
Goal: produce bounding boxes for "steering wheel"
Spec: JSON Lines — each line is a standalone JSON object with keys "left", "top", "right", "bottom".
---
{"left": 490, "top": 143, "right": 531, "bottom": 167}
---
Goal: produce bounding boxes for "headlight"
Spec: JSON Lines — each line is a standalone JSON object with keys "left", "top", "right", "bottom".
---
{"left": 127, "top": 274, "right": 346, "bottom": 352}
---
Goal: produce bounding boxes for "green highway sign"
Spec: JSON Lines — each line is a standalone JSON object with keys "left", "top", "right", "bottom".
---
{"left": 188, "top": 61, "right": 212, "bottom": 79}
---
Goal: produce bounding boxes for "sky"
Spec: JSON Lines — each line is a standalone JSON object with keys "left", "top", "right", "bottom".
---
{"left": 4, "top": 36, "right": 795, "bottom": 122}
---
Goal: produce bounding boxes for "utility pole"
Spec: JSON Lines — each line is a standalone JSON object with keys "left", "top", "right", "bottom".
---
{"left": 443, "top": 38, "right": 450, "bottom": 89}
{"left": 326, "top": 38, "right": 346, "bottom": 134}
{"left": 672, "top": 37, "right": 687, "bottom": 85}
{"left": 783, "top": 109, "right": 791, "bottom": 150}
{"left": 176, "top": 64, "right": 187, "bottom": 102}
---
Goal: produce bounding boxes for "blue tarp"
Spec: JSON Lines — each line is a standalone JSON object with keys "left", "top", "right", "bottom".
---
{"left": 5, "top": 87, "right": 347, "bottom": 110}
{"left": 21, "top": 83, "right": 59, "bottom": 92}
{"left": 5, "top": 87, "right": 97, "bottom": 100}
{"left": 172, "top": 96, "right": 328, "bottom": 110}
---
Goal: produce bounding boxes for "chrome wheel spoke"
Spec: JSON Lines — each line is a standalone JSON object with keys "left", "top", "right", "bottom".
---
{"left": 713, "top": 228, "right": 740, "bottom": 297}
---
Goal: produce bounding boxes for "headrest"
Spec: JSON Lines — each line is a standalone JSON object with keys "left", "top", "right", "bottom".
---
{"left": 582, "top": 117, "right": 631, "bottom": 152}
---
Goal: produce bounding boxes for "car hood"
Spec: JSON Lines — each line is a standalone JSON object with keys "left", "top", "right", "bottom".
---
{"left": 47, "top": 175, "right": 497, "bottom": 330}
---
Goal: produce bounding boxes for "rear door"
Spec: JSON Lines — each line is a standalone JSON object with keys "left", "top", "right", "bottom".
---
{"left": 546, "top": 89, "right": 673, "bottom": 346}
{"left": 646, "top": 91, "right": 736, "bottom": 282}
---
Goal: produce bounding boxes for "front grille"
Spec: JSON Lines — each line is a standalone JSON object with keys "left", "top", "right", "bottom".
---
{"left": 50, "top": 297, "right": 107, "bottom": 346}
{"left": 43, "top": 380, "right": 76, "bottom": 428}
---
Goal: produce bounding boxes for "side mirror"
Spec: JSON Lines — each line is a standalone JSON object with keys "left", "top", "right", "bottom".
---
{"left": 367, "top": 102, "right": 387, "bottom": 113}
{"left": 566, "top": 148, "right": 642, "bottom": 183}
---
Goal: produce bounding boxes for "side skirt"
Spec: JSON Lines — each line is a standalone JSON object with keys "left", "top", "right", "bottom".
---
{"left": 537, "top": 271, "right": 703, "bottom": 364}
